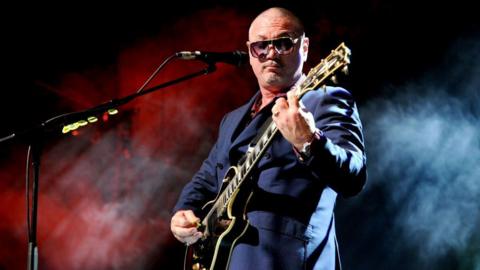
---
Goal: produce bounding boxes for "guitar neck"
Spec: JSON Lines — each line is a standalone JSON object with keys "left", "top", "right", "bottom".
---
{"left": 203, "top": 120, "right": 279, "bottom": 223}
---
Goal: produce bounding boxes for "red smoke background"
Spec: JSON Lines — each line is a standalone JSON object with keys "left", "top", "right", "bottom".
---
{"left": 0, "top": 8, "right": 261, "bottom": 269}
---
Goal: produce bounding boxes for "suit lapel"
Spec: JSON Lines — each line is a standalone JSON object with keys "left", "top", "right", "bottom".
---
{"left": 222, "top": 91, "right": 259, "bottom": 143}
{"left": 228, "top": 93, "right": 276, "bottom": 163}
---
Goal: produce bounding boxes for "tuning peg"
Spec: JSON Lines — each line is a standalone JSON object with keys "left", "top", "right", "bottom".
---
{"left": 330, "top": 76, "right": 338, "bottom": 84}
{"left": 342, "top": 66, "right": 349, "bottom": 75}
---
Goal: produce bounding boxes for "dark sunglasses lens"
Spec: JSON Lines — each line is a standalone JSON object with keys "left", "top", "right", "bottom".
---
{"left": 251, "top": 41, "right": 268, "bottom": 58}
{"left": 273, "top": 38, "right": 294, "bottom": 53}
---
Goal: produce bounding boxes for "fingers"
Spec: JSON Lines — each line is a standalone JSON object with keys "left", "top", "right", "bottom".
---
{"left": 171, "top": 210, "right": 200, "bottom": 228}
{"left": 170, "top": 210, "right": 203, "bottom": 245}
{"left": 183, "top": 210, "right": 200, "bottom": 225}
{"left": 173, "top": 226, "right": 201, "bottom": 238}
{"left": 286, "top": 90, "right": 299, "bottom": 111}
{"left": 172, "top": 227, "right": 203, "bottom": 245}
{"left": 272, "top": 106, "right": 280, "bottom": 117}
{"left": 272, "top": 91, "right": 300, "bottom": 118}
{"left": 271, "top": 90, "right": 318, "bottom": 148}
{"left": 274, "top": 97, "right": 288, "bottom": 111}
{"left": 272, "top": 97, "right": 288, "bottom": 117}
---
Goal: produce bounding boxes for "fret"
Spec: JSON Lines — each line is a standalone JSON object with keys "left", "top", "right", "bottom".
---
{"left": 270, "top": 123, "right": 277, "bottom": 133}
{"left": 218, "top": 206, "right": 223, "bottom": 218}
{"left": 261, "top": 135, "right": 268, "bottom": 146}
{"left": 232, "top": 176, "right": 238, "bottom": 186}
{"left": 266, "top": 126, "right": 273, "bottom": 137}
{"left": 236, "top": 169, "right": 242, "bottom": 181}
{"left": 253, "top": 147, "right": 259, "bottom": 158}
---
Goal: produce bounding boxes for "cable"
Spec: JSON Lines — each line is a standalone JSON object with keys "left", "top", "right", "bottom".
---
{"left": 25, "top": 145, "right": 32, "bottom": 241}
{"left": 136, "top": 54, "right": 177, "bottom": 94}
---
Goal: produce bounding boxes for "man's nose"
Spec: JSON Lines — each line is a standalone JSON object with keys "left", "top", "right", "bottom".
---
{"left": 265, "top": 44, "right": 279, "bottom": 59}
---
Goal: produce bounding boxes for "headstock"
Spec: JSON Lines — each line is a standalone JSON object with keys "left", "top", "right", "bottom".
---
{"left": 296, "top": 42, "right": 351, "bottom": 97}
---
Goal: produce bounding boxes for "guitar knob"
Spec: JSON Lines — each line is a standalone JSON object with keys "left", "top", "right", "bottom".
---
{"left": 192, "top": 263, "right": 201, "bottom": 270}
{"left": 342, "top": 66, "right": 349, "bottom": 75}
{"left": 330, "top": 76, "right": 338, "bottom": 84}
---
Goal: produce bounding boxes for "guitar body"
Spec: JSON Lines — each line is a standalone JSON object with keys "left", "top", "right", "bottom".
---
{"left": 184, "top": 167, "right": 254, "bottom": 270}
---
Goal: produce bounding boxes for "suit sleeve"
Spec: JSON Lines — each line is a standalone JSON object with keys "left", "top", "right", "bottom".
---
{"left": 303, "top": 87, "right": 367, "bottom": 197}
{"left": 172, "top": 116, "right": 226, "bottom": 217}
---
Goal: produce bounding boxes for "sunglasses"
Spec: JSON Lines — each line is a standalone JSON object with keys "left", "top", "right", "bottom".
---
{"left": 248, "top": 36, "right": 301, "bottom": 59}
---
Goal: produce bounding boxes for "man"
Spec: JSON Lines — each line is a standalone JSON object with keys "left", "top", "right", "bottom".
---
{"left": 171, "top": 7, "right": 367, "bottom": 270}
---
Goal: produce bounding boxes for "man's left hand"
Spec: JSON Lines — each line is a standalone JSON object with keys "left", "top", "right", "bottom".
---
{"left": 272, "top": 91, "right": 317, "bottom": 150}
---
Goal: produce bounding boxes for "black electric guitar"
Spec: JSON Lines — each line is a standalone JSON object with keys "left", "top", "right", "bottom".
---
{"left": 184, "top": 43, "right": 351, "bottom": 270}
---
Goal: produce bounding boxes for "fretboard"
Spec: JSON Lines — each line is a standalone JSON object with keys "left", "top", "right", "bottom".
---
{"left": 210, "top": 120, "right": 278, "bottom": 222}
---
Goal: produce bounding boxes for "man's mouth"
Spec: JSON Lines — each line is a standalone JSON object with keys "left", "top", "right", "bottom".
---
{"left": 264, "top": 62, "right": 281, "bottom": 71}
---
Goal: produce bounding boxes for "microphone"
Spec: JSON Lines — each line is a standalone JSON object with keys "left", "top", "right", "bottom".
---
{"left": 176, "top": 50, "right": 248, "bottom": 67}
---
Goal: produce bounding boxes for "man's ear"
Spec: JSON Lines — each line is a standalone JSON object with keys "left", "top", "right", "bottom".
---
{"left": 302, "top": 37, "right": 309, "bottom": 62}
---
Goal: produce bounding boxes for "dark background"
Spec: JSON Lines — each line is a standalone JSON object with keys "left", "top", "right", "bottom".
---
{"left": 1, "top": 1, "right": 479, "bottom": 269}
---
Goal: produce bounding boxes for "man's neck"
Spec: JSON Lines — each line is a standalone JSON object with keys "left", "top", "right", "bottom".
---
{"left": 258, "top": 74, "right": 305, "bottom": 110}
{"left": 259, "top": 89, "right": 282, "bottom": 110}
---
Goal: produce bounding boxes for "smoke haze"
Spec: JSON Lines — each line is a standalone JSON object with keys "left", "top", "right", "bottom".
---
{"left": 338, "top": 35, "right": 480, "bottom": 270}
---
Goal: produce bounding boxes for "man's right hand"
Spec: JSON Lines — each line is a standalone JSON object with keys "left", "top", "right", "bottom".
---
{"left": 170, "top": 210, "right": 203, "bottom": 245}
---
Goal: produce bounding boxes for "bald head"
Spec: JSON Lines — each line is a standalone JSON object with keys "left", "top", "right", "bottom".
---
{"left": 248, "top": 7, "right": 304, "bottom": 40}
{"left": 246, "top": 7, "right": 309, "bottom": 94}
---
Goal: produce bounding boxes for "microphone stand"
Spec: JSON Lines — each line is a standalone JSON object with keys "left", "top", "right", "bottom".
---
{"left": 27, "top": 136, "right": 41, "bottom": 270}
{"left": 0, "top": 60, "right": 217, "bottom": 270}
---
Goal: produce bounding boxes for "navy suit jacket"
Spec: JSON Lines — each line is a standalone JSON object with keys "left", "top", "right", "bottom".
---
{"left": 174, "top": 86, "right": 367, "bottom": 270}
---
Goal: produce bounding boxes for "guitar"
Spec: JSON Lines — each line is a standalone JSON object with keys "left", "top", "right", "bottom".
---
{"left": 184, "top": 42, "right": 351, "bottom": 270}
